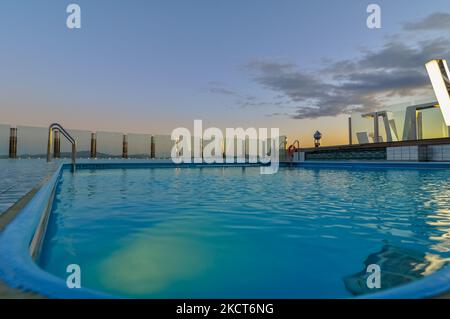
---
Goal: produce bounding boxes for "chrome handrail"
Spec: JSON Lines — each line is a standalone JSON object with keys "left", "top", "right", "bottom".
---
{"left": 47, "top": 123, "right": 77, "bottom": 172}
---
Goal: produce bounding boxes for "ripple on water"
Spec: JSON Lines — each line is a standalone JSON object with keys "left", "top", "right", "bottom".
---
{"left": 39, "top": 167, "right": 450, "bottom": 298}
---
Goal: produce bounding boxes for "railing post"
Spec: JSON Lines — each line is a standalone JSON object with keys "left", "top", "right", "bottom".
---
{"left": 201, "top": 139, "right": 204, "bottom": 160}
{"left": 90, "top": 132, "right": 97, "bottom": 158}
{"left": 54, "top": 129, "right": 61, "bottom": 158}
{"left": 9, "top": 127, "right": 17, "bottom": 159}
{"left": 122, "top": 134, "right": 128, "bottom": 159}
{"left": 348, "top": 117, "right": 352, "bottom": 145}
{"left": 150, "top": 136, "right": 155, "bottom": 159}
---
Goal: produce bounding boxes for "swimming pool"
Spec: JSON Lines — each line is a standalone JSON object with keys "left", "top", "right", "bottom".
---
{"left": 1, "top": 162, "right": 450, "bottom": 298}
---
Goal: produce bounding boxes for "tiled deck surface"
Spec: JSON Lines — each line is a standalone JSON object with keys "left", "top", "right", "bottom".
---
{"left": 0, "top": 160, "right": 58, "bottom": 215}
{"left": 0, "top": 159, "right": 173, "bottom": 215}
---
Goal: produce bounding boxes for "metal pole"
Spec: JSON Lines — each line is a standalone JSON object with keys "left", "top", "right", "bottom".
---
{"left": 54, "top": 130, "right": 61, "bottom": 158}
{"left": 12, "top": 128, "right": 17, "bottom": 158}
{"left": 122, "top": 134, "right": 128, "bottom": 159}
{"left": 90, "top": 132, "right": 97, "bottom": 158}
{"left": 47, "top": 127, "right": 53, "bottom": 162}
{"left": 9, "top": 127, "right": 17, "bottom": 159}
{"left": 348, "top": 117, "right": 352, "bottom": 145}
{"left": 150, "top": 136, "right": 155, "bottom": 159}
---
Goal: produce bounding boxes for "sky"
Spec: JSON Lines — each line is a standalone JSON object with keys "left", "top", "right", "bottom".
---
{"left": 0, "top": 0, "right": 450, "bottom": 146}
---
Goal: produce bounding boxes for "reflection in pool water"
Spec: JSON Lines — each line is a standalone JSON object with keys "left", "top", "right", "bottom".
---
{"left": 343, "top": 244, "right": 450, "bottom": 295}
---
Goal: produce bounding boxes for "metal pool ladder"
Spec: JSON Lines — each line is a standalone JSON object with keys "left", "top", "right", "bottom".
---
{"left": 46, "top": 123, "right": 77, "bottom": 172}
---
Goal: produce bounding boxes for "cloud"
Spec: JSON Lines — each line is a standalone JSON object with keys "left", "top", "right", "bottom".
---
{"left": 207, "top": 81, "right": 274, "bottom": 110}
{"left": 403, "top": 12, "right": 450, "bottom": 31}
{"left": 245, "top": 13, "right": 450, "bottom": 119}
{"left": 208, "top": 87, "right": 237, "bottom": 96}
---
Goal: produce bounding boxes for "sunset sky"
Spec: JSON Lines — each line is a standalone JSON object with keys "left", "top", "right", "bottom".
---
{"left": 1, "top": 0, "right": 450, "bottom": 146}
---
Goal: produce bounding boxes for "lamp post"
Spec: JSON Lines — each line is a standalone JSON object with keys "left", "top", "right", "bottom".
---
{"left": 314, "top": 131, "right": 322, "bottom": 148}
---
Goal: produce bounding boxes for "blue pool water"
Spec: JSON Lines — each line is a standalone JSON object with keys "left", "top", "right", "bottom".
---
{"left": 39, "top": 166, "right": 450, "bottom": 298}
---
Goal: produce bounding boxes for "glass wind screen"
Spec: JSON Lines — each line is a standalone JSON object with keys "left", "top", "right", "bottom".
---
{"left": 0, "top": 124, "right": 9, "bottom": 158}
{"left": 153, "top": 135, "right": 173, "bottom": 159}
{"left": 96, "top": 131, "right": 123, "bottom": 158}
{"left": 60, "top": 129, "right": 92, "bottom": 158}
{"left": 127, "top": 134, "right": 151, "bottom": 158}
{"left": 17, "top": 126, "right": 48, "bottom": 158}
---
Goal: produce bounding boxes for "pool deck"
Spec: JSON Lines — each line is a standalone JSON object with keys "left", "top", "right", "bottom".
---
{"left": 0, "top": 160, "right": 58, "bottom": 216}
{"left": 0, "top": 159, "right": 180, "bottom": 216}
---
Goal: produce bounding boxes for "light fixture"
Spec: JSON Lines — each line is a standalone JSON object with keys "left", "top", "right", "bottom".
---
{"left": 425, "top": 59, "right": 450, "bottom": 126}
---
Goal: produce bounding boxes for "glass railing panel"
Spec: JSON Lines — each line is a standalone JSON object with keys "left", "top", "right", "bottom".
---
{"left": 17, "top": 126, "right": 48, "bottom": 158}
{"left": 153, "top": 135, "right": 173, "bottom": 159}
{"left": 128, "top": 134, "right": 152, "bottom": 158}
{"left": 351, "top": 113, "right": 374, "bottom": 144}
{"left": 0, "top": 124, "right": 9, "bottom": 158}
{"left": 59, "top": 129, "right": 92, "bottom": 158}
{"left": 96, "top": 131, "right": 123, "bottom": 158}
{"left": 422, "top": 107, "right": 449, "bottom": 139}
